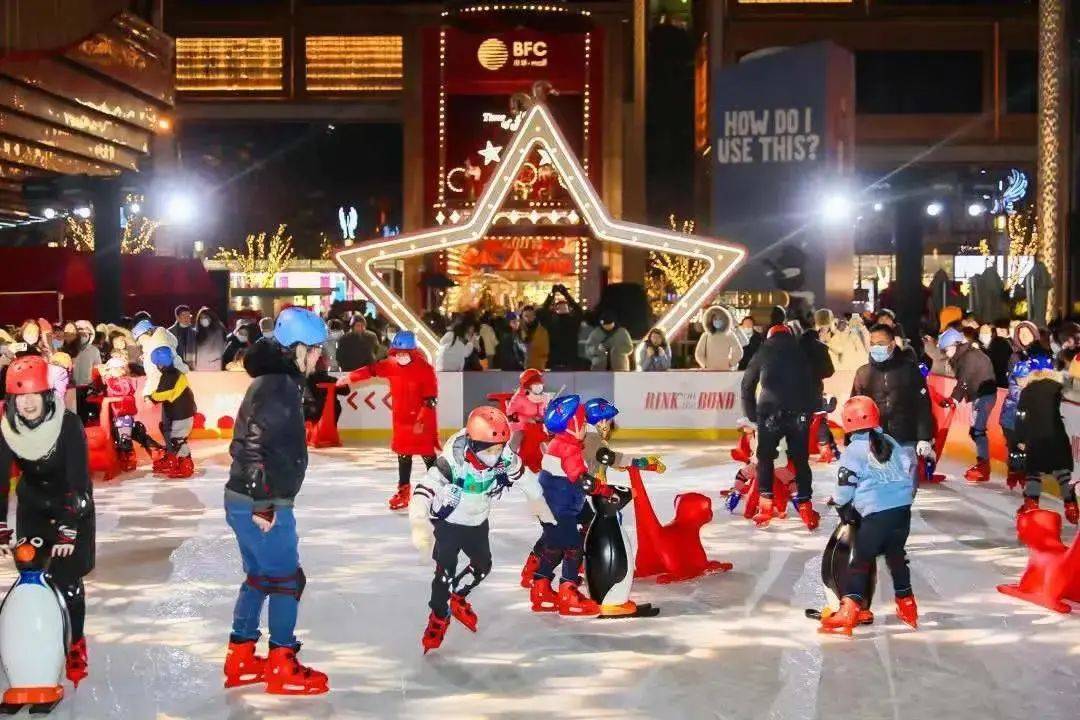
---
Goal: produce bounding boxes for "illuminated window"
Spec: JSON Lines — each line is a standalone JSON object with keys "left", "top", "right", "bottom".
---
{"left": 304, "top": 36, "right": 404, "bottom": 92}
{"left": 175, "top": 37, "right": 283, "bottom": 92}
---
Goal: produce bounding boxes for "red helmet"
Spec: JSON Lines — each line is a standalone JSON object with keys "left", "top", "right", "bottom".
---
{"left": 842, "top": 395, "right": 881, "bottom": 433}
{"left": 5, "top": 356, "right": 50, "bottom": 395}
{"left": 767, "top": 324, "right": 791, "bottom": 338}
{"left": 519, "top": 368, "right": 543, "bottom": 389}
{"left": 466, "top": 406, "right": 511, "bottom": 444}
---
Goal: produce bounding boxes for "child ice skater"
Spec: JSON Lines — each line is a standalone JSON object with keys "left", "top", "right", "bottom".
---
{"left": 1014, "top": 354, "right": 1078, "bottom": 524}
{"left": 148, "top": 346, "right": 197, "bottom": 478}
{"left": 820, "top": 396, "right": 918, "bottom": 635}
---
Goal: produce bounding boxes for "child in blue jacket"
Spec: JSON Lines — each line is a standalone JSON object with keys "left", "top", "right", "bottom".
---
{"left": 820, "top": 396, "right": 918, "bottom": 636}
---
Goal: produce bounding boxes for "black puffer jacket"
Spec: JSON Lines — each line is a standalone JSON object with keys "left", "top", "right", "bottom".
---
{"left": 949, "top": 343, "right": 997, "bottom": 402}
{"left": 850, "top": 352, "right": 932, "bottom": 444}
{"left": 1016, "top": 377, "right": 1073, "bottom": 474}
{"left": 0, "top": 409, "right": 95, "bottom": 577}
{"left": 226, "top": 338, "right": 308, "bottom": 509}
{"left": 741, "top": 331, "right": 819, "bottom": 422}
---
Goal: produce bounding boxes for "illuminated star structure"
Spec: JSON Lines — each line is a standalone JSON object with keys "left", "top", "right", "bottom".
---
{"left": 477, "top": 140, "right": 504, "bottom": 166}
{"left": 334, "top": 100, "right": 746, "bottom": 363}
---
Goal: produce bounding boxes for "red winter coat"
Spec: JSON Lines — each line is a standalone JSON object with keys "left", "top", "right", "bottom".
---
{"left": 348, "top": 351, "right": 439, "bottom": 456}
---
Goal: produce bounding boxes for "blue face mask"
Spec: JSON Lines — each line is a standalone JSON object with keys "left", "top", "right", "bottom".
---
{"left": 869, "top": 345, "right": 893, "bottom": 363}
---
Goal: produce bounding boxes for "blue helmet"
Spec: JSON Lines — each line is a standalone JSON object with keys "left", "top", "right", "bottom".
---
{"left": 1028, "top": 353, "right": 1055, "bottom": 373}
{"left": 274, "top": 307, "right": 327, "bottom": 348}
{"left": 937, "top": 328, "right": 965, "bottom": 350}
{"left": 132, "top": 319, "right": 154, "bottom": 340}
{"left": 391, "top": 331, "right": 417, "bottom": 351}
{"left": 544, "top": 394, "right": 581, "bottom": 434}
{"left": 584, "top": 397, "right": 618, "bottom": 424}
{"left": 1010, "top": 359, "right": 1032, "bottom": 381}
{"left": 149, "top": 346, "right": 174, "bottom": 369}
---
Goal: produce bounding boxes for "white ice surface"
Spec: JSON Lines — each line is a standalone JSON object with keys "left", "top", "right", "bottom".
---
{"left": 7, "top": 441, "right": 1079, "bottom": 720}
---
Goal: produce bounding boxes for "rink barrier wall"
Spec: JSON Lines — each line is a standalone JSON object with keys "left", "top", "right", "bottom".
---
{"left": 157, "top": 372, "right": 1080, "bottom": 464}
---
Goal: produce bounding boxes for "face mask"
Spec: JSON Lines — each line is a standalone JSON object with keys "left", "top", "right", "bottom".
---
{"left": 945, "top": 345, "right": 958, "bottom": 359}
{"left": 78, "top": 333, "right": 91, "bottom": 346}
{"left": 476, "top": 444, "right": 503, "bottom": 468}
{"left": 869, "top": 345, "right": 893, "bottom": 363}
{"left": 979, "top": 333, "right": 992, "bottom": 346}
{"left": 199, "top": 317, "right": 211, "bottom": 328}
{"left": 330, "top": 330, "right": 343, "bottom": 339}
{"left": 52, "top": 338, "right": 63, "bottom": 350}
{"left": 237, "top": 333, "right": 249, "bottom": 342}
{"left": 395, "top": 353, "right": 411, "bottom": 366}
{"left": 263, "top": 330, "right": 274, "bottom": 339}
{"left": 528, "top": 383, "right": 544, "bottom": 395}
{"left": 113, "top": 339, "right": 126, "bottom": 351}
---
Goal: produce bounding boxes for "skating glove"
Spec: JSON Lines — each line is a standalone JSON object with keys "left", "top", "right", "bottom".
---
{"left": 916, "top": 441, "right": 935, "bottom": 460}
{"left": 53, "top": 525, "right": 77, "bottom": 558}
{"left": 423, "top": 397, "right": 438, "bottom": 408}
{"left": 596, "top": 447, "right": 617, "bottom": 466}
{"left": 0, "top": 523, "right": 10, "bottom": 556}
{"left": 410, "top": 518, "right": 434, "bottom": 559}
{"left": 578, "top": 473, "right": 601, "bottom": 494}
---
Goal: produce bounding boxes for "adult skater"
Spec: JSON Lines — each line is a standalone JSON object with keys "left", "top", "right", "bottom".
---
{"left": 850, "top": 324, "right": 935, "bottom": 474}
{"left": 819, "top": 396, "right": 918, "bottom": 635}
{"left": 0, "top": 356, "right": 95, "bottom": 686}
{"left": 1014, "top": 355, "right": 1078, "bottom": 522}
{"left": 740, "top": 324, "right": 820, "bottom": 530}
{"left": 338, "top": 331, "right": 439, "bottom": 511}
{"left": 409, "top": 406, "right": 551, "bottom": 653}
{"left": 224, "top": 306, "right": 328, "bottom": 695}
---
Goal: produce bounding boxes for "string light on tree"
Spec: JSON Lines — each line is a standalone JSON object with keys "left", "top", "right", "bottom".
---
{"left": 213, "top": 224, "right": 296, "bottom": 288}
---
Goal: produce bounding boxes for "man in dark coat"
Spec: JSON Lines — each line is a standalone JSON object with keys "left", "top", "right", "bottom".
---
{"left": 168, "top": 304, "right": 197, "bottom": 367}
{"left": 335, "top": 314, "right": 383, "bottom": 371}
{"left": 541, "top": 284, "right": 583, "bottom": 371}
{"left": 986, "top": 319, "right": 1014, "bottom": 388}
{"left": 740, "top": 324, "right": 820, "bottom": 531}
{"left": 851, "top": 324, "right": 935, "bottom": 474}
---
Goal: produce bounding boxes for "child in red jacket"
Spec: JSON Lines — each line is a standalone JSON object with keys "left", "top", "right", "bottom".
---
{"left": 339, "top": 331, "right": 439, "bottom": 510}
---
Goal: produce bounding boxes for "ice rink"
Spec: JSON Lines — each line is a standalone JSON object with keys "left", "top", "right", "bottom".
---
{"left": 10, "top": 440, "right": 1080, "bottom": 720}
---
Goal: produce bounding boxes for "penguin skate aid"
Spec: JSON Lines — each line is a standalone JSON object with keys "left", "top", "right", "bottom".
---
{"left": 409, "top": 405, "right": 554, "bottom": 654}
{"left": 0, "top": 355, "right": 97, "bottom": 698}
{"left": 818, "top": 396, "right": 919, "bottom": 636}
{"left": 223, "top": 307, "right": 329, "bottom": 695}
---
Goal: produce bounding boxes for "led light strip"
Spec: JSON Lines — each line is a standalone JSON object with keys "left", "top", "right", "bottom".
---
{"left": 335, "top": 103, "right": 746, "bottom": 364}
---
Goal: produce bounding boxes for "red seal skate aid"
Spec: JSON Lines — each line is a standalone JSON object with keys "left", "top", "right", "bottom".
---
{"left": 86, "top": 397, "right": 121, "bottom": 481}
{"left": 307, "top": 382, "right": 342, "bottom": 448}
{"left": 629, "top": 466, "right": 732, "bottom": 583}
{"left": 925, "top": 383, "right": 956, "bottom": 483}
{"left": 730, "top": 432, "right": 753, "bottom": 464}
{"left": 735, "top": 461, "right": 795, "bottom": 521}
{"left": 996, "top": 508, "right": 1080, "bottom": 613}
{"left": 808, "top": 412, "right": 842, "bottom": 459}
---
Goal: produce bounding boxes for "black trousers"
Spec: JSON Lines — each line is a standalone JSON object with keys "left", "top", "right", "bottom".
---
{"left": 845, "top": 506, "right": 912, "bottom": 601}
{"left": 398, "top": 454, "right": 436, "bottom": 488}
{"left": 430, "top": 520, "right": 492, "bottom": 617}
{"left": 756, "top": 411, "right": 813, "bottom": 502}
{"left": 18, "top": 512, "right": 90, "bottom": 642}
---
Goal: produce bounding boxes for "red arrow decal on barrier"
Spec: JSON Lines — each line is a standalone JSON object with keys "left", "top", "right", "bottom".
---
{"left": 364, "top": 392, "right": 376, "bottom": 410}
{"left": 347, "top": 392, "right": 358, "bottom": 411}
{"left": 382, "top": 392, "right": 392, "bottom": 410}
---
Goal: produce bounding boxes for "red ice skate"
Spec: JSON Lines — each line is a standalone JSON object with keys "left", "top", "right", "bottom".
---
{"left": 895, "top": 595, "right": 918, "bottom": 629}
{"left": 1018, "top": 497, "right": 1039, "bottom": 515}
{"left": 752, "top": 497, "right": 779, "bottom": 528}
{"left": 422, "top": 613, "right": 451, "bottom": 654}
{"left": 797, "top": 501, "right": 820, "bottom": 531}
{"left": 530, "top": 578, "right": 558, "bottom": 612}
{"left": 388, "top": 484, "right": 411, "bottom": 511}
{"left": 65, "top": 637, "right": 88, "bottom": 687}
{"left": 169, "top": 456, "right": 194, "bottom": 479}
{"left": 818, "top": 444, "right": 838, "bottom": 464}
{"left": 265, "top": 647, "right": 328, "bottom": 695}
{"left": 119, "top": 449, "right": 137, "bottom": 472}
{"left": 556, "top": 582, "right": 600, "bottom": 617}
{"left": 964, "top": 460, "right": 990, "bottom": 484}
{"left": 520, "top": 553, "right": 540, "bottom": 588}
{"left": 224, "top": 640, "right": 265, "bottom": 688}
{"left": 153, "top": 452, "right": 176, "bottom": 476}
{"left": 818, "top": 597, "right": 860, "bottom": 636}
{"left": 449, "top": 594, "right": 478, "bottom": 632}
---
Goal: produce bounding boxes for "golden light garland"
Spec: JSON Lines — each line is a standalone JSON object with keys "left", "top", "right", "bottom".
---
{"left": 62, "top": 216, "right": 160, "bottom": 255}
{"left": 213, "top": 224, "right": 295, "bottom": 288}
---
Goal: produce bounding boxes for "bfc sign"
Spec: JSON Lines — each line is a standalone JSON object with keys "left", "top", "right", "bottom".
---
{"left": 476, "top": 38, "right": 550, "bottom": 71}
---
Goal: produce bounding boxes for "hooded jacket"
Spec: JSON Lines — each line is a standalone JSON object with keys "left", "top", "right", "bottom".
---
{"left": 138, "top": 327, "right": 188, "bottom": 397}
{"left": 850, "top": 350, "right": 933, "bottom": 444}
{"left": 695, "top": 307, "right": 742, "bottom": 370}
{"left": 226, "top": 338, "right": 308, "bottom": 510}
{"left": 740, "top": 331, "right": 819, "bottom": 422}
{"left": 585, "top": 324, "right": 634, "bottom": 371}
{"left": 1015, "top": 373, "right": 1073, "bottom": 474}
{"left": 1002, "top": 323, "right": 1046, "bottom": 430}
{"left": 948, "top": 343, "right": 996, "bottom": 402}
{"left": 347, "top": 349, "right": 439, "bottom": 456}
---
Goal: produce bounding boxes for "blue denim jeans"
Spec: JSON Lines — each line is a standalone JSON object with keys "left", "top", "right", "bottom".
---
{"left": 225, "top": 500, "right": 300, "bottom": 649}
{"left": 971, "top": 394, "right": 995, "bottom": 461}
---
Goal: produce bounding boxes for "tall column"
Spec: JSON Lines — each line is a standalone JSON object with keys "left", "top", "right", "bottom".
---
{"left": 894, "top": 197, "right": 924, "bottom": 343}
{"left": 92, "top": 177, "right": 123, "bottom": 322}
{"left": 1037, "top": 0, "right": 1067, "bottom": 316}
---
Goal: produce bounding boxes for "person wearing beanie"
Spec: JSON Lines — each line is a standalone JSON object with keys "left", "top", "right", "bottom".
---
{"left": 585, "top": 310, "right": 633, "bottom": 371}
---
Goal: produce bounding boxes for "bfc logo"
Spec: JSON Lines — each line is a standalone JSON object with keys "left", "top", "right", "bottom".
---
{"left": 477, "top": 38, "right": 549, "bottom": 71}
